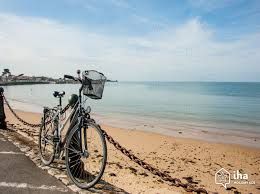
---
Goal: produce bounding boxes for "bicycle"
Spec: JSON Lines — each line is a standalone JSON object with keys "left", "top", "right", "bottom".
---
{"left": 39, "top": 70, "right": 107, "bottom": 189}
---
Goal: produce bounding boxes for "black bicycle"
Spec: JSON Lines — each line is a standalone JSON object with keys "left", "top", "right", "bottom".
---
{"left": 39, "top": 70, "right": 107, "bottom": 189}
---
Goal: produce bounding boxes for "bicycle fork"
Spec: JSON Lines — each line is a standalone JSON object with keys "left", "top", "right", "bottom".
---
{"left": 78, "top": 117, "right": 89, "bottom": 158}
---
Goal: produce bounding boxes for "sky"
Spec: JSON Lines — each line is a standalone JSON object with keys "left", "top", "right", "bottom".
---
{"left": 0, "top": 0, "right": 260, "bottom": 81}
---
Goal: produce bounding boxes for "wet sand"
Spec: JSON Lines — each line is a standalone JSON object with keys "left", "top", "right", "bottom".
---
{"left": 4, "top": 108, "right": 260, "bottom": 194}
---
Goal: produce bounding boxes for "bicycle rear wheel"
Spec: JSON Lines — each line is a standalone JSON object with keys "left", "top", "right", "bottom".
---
{"left": 39, "top": 111, "right": 55, "bottom": 165}
{"left": 65, "top": 122, "right": 107, "bottom": 189}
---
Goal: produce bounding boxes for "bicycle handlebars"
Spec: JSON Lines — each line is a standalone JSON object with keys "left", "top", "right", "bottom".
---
{"left": 64, "top": 73, "right": 93, "bottom": 91}
{"left": 64, "top": 74, "right": 82, "bottom": 83}
{"left": 64, "top": 75, "right": 74, "bottom": 80}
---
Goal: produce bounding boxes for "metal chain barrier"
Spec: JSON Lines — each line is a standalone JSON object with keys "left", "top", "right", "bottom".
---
{"left": 2, "top": 95, "right": 242, "bottom": 194}
{"left": 101, "top": 127, "right": 209, "bottom": 194}
{"left": 3, "top": 94, "right": 70, "bottom": 128}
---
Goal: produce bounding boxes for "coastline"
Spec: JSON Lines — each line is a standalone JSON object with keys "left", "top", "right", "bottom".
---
{"left": 3, "top": 108, "right": 260, "bottom": 193}
{"left": 95, "top": 116, "right": 260, "bottom": 149}
{"left": 6, "top": 98, "right": 260, "bottom": 148}
{"left": 0, "top": 81, "right": 50, "bottom": 86}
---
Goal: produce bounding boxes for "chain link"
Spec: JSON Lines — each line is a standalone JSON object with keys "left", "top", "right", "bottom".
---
{"left": 100, "top": 127, "right": 208, "bottom": 194}
{"left": 3, "top": 94, "right": 70, "bottom": 128}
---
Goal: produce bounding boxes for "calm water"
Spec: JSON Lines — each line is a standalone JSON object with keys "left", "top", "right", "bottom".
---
{"left": 3, "top": 82, "right": 260, "bottom": 135}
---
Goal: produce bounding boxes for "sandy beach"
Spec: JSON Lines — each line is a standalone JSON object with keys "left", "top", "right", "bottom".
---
{"left": 4, "top": 108, "right": 260, "bottom": 194}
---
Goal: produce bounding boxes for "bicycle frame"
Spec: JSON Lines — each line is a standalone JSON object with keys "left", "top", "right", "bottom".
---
{"left": 53, "top": 82, "right": 86, "bottom": 149}
{"left": 53, "top": 101, "right": 79, "bottom": 146}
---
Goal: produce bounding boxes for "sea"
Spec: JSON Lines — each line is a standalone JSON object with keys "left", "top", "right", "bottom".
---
{"left": 2, "top": 82, "right": 260, "bottom": 146}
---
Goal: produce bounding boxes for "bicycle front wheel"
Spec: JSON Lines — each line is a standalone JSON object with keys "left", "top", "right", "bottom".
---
{"left": 65, "top": 122, "right": 107, "bottom": 189}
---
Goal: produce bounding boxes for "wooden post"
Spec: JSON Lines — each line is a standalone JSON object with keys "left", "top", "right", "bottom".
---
{"left": 0, "top": 87, "right": 7, "bottom": 129}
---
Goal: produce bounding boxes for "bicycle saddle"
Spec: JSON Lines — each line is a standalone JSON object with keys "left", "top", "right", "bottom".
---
{"left": 53, "top": 91, "right": 65, "bottom": 98}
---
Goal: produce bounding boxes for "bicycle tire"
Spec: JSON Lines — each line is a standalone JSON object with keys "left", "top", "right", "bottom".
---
{"left": 65, "top": 121, "right": 107, "bottom": 189}
{"left": 38, "top": 112, "right": 55, "bottom": 166}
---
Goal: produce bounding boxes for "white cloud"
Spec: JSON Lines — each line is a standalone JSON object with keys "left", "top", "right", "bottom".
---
{"left": 0, "top": 13, "right": 259, "bottom": 81}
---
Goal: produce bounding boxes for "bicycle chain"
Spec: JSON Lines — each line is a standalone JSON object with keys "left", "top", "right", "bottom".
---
{"left": 3, "top": 94, "right": 70, "bottom": 128}
{"left": 101, "top": 127, "right": 208, "bottom": 194}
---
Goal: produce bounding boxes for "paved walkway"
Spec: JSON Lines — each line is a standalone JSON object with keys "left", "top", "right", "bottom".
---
{"left": 0, "top": 132, "right": 75, "bottom": 194}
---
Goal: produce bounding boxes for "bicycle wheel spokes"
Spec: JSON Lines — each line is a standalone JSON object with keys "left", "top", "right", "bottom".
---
{"left": 67, "top": 147, "right": 81, "bottom": 155}
{"left": 66, "top": 123, "right": 107, "bottom": 189}
{"left": 83, "top": 125, "right": 104, "bottom": 175}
